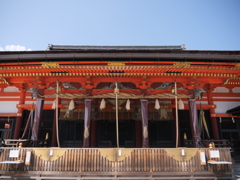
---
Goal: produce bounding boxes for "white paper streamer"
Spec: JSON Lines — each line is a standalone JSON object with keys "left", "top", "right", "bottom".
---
{"left": 100, "top": 98, "right": 106, "bottom": 110}
{"left": 126, "top": 99, "right": 131, "bottom": 111}
{"left": 52, "top": 99, "right": 56, "bottom": 109}
{"left": 68, "top": 99, "right": 75, "bottom": 110}
{"left": 154, "top": 99, "right": 160, "bottom": 110}
{"left": 178, "top": 99, "right": 184, "bottom": 110}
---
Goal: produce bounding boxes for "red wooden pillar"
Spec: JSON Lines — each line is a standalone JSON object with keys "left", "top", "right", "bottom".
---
{"left": 207, "top": 90, "right": 220, "bottom": 140}
{"left": 90, "top": 120, "right": 97, "bottom": 147}
{"left": 51, "top": 98, "right": 61, "bottom": 147}
{"left": 13, "top": 90, "right": 26, "bottom": 139}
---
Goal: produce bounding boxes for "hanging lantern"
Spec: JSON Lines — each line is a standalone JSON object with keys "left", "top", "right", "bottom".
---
{"left": 178, "top": 99, "right": 184, "bottom": 110}
{"left": 52, "top": 99, "right": 57, "bottom": 109}
{"left": 154, "top": 99, "right": 160, "bottom": 110}
{"left": 126, "top": 99, "right": 130, "bottom": 111}
{"left": 100, "top": 98, "right": 106, "bottom": 110}
{"left": 232, "top": 117, "right": 235, "bottom": 123}
{"left": 68, "top": 99, "right": 75, "bottom": 110}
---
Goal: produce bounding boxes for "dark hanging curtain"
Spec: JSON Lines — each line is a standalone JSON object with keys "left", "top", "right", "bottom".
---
{"left": 31, "top": 97, "right": 44, "bottom": 145}
{"left": 141, "top": 99, "right": 149, "bottom": 148}
{"left": 188, "top": 99, "right": 202, "bottom": 147}
{"left": 82, "top": 99, "right": 92, "bottom": 148}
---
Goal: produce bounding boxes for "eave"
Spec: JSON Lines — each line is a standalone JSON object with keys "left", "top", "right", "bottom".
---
{"left": 0, "top": 49, "right": 240, "bottom": 63}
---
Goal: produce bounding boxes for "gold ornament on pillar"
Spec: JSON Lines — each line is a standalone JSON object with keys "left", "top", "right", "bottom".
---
{"left": 114, "top": 83, "right": 120, "bottom": 95}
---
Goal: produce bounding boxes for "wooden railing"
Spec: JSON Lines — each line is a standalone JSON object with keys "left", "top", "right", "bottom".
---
{"left": 184, "top": 139, "right": 231, "bottom": 148}
{"left": 0, "top": 147, "right": 234, "bottom": 179}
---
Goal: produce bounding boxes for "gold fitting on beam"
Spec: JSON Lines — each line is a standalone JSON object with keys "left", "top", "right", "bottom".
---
{"left": 108, "top": 62, "right": 125, "bottom": 66}
{"left": 41, "top": 62, "right": 59, "bottom": 68}
{"left": 173, "top": 62, "right": 191, "bottom": 68}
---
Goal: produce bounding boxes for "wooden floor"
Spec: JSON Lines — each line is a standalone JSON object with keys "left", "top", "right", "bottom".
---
{"left": 0, "top": 147, "right": 234, "bottom": 180}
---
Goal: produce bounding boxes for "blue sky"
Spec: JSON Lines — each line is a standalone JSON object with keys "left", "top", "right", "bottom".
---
{"left": 0, "top": 0, "right": 240, "bottom": 51}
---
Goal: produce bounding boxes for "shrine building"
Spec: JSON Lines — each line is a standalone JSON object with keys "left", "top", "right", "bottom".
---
{"left": 0, "top": 44, "right": 239, "bottom": 179}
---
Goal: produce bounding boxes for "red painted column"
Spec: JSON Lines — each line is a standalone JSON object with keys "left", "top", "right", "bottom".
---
{"left": 51, "top": 98, "right": 61, "bottom": 147}
{"left": 90, "top": 120, "right": 97, "bottom": 147}
{"left": 207, "top": 90, "right": 220, "bottom": 140}
{"left": 13, "top": 90, "right": 26, "bottom": 139}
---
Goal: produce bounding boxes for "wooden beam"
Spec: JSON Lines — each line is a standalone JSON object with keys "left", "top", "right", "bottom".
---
{"left": 211, "top": 113, "right": 240, "bottom": 118}
{"left": 0, "top": 98, "right": 37, "bottom": 101}
{"left": 0, "top": 113, "right": 22, "bottom": 117}
{"left": 16, "top": 104, "right": 85, "bottom": 110}
{"left": 15, "top": 103, "right": 216, "bottom": 110}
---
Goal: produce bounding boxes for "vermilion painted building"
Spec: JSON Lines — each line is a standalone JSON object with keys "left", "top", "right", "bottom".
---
{"left": 0, "top": 44, "right": 239, "bottom": 150}
{"left": 0, "top": 44, "right": 239, "bottom": 179}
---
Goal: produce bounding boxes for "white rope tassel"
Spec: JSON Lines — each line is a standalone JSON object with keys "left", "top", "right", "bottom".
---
{"left": 143, "top": 126, "right": 148, "bottom": 139}
{"left": 126, "top": 99, "right": 130, "bottom": 111}
{"left": 178, "top": 99, "right": 184, "bottom": 110}
{"left": 68, "top": 99, "right": 75, "bottom": 110}
{"left": 154, "top": 99, "right": 160, "bottom": 110}
{"left": 52, "top": 99, "right": 57, "bottom": 109}
{"left": 100, "top": 98, "right": 106, "bottom": 110}
{"left": 84, "top": 126, "right": 89, "bottom": 139}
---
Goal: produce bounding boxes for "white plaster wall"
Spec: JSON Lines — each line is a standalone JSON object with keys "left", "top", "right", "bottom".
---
{"left": 196, "top": 101, "right": 208, "bottom": 105}
{"left": 233, "top": 87, "right": 240, "bottom": 93}
{"left": 213, "top": 87, "right": 229, "bottom": 93}
{"left": 24, "top": 100, "right": 53, "bottom": 105}
{"left": 0, "top": 101, "right": 18, "bottom": 113}
{"left": 4, "top": 86, "right": 20, "bottom": 92}
{"left": 44, "top": 101, "right": 54, "bottom": 105}
{"left": 215, "top": 101, "right": 240, "bottom": 114}
{"left": 211, "top": 87, "right": 240, "bottom": 113}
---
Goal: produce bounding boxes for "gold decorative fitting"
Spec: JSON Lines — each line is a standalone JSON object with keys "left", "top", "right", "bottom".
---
{"left": 0, "top": 77, "right": 10, "bottom": 85}
{"left": 173, "top": 62, "right": 191, "bottom": 68}
{"left": 41, "top": 62, "right": 59, "bottom": 68}
{"left": 34, "top": 148, "right": 67, "bottom": 161}
{"left": 98, "top": 148, "right": 133, "bottom": 162}
{"left": 108, "top": 61, "right": 125, "bottom": 66}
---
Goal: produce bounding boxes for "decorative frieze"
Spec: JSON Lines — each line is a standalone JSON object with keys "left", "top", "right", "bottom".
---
{"left": 41, "top": 62, "right": 59, "bottom": 68}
